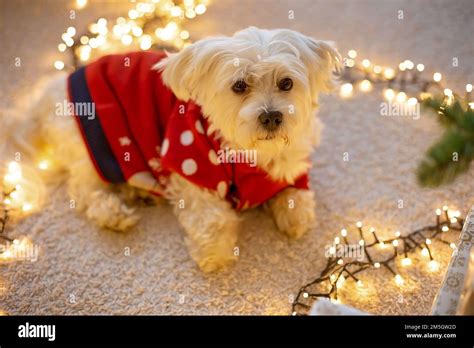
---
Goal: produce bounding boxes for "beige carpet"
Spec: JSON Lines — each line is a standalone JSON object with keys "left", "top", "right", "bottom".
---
{"left": 1, "top": 0, "right": 473, "bottom": 315}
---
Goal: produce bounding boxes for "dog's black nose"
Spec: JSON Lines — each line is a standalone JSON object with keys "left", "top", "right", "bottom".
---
{"left": 258, "top": 110, "right": 283, "bottom": 131}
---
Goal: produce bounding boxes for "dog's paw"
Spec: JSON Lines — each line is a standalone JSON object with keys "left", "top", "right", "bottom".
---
{"left": 269, "top": 188, "right": 316, "bottom": 239}
{"left": 86, "top": 190, "right": 140, "bottom": 232}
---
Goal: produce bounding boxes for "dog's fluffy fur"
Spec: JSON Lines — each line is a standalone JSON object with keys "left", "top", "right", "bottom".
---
{"left": 21, "top": 27, "right": 341, "bottom": 272}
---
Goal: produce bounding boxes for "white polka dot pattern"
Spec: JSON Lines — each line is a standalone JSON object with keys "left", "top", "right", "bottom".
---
{"left": 181, "top": 158, "right": 198, "bottom": 176}
{"left": 180, "top": 130, "right": 194, "bottom": 146}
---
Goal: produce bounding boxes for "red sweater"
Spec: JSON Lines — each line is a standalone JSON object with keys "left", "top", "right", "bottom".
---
{"left": 68, "top": 51, "right": 309, "bottom": 210}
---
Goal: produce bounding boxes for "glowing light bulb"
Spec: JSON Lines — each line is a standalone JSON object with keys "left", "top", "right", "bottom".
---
{"left": 22, "top": 203, "right": 33, "bottom": 212}
{"left": 407, "top": 97, "right": 418, "bottom": 106}
{"left": 362, "top": 59, "right": 371, "bottom": 68}
{"left": 442, "top": 226, "right": 449, "bottom": 232}
{"left": 444, "top": 89, "right": 453, "bottom": 97}
{"left": 356, "top": 221, "right": 362, "bottom": 228}
{"left": 339, "top": 83, "right": 353, "bottom": 98}
{"left": 334, "top": 237, "right": 340, "bottom": 244}
{"left": 398, "top": 62, "right": 406, "bottom": 71}
{"left": 467, "top": 84, "right": 473, "bottom": 93}
{"left": 396, "top": 92, "right": 407, "bottom": 103}
{"left": 348, "top": 50, "right": 357, "bottom": 59}
{"left": 401, "top": 257, "right": 412, "bottom": 266}
{"left": 373, "top": 65, "right": 382, "bottom": 74}
{"left": 395, "top": 231, "right": 401, "bottom": 237}
{"left": 128, "top": 9, "right": 139, "bottom": 19}
{"left": 374, "top": 262, "right": 381, "bottom": 268}
{"left": 421, "top": 248, "right": 429, "bottom": 257}
{"left": 195, "top": 4, "right": 206, "bottom": 14}
{"left": 58, "top": 43, "right": 67, "bottom": 52}
{"left": 357, "top": 280, "right": 363, "bottom": 287}
{"left": 4, "top": 198, "right": 11, "bottom": 205}
{"left": 442, "top": 205, "right": 448, "bottom": 211}
{"left": 450, "top": 243, "right": 456, "bottom": 249}
{"left": 303, "top": 292, "right": 309, "bottom": 298}
{"left": 450, "top": 217, "right": 457, "bottom": 224}
{"left": 359, "top": 239, "right": 365, "bottom": 246}
{"left": 359, "top": 79, "right": 372, "bottom": 92}
{"left": 392, "top": 240, "right": 399, "bottom": 247}
{"left": 416, "top": 63, "right": 424, "bottom": 72}
{"left": 140, "top": 35, "right": 152, "bottom": 50}
{"left": 404, "top": 60, "right": 414, "bottom": 70}
{"left": 330, "top": 274, "right": 337, "bottom": 282}
{"left": 54, "top": 60, "right": 65, "bottom": 70}
{"left": 383, "top": 68, "right": 395, "bottom": 79}
{"left": 428, "top": 260, "right": 440, "bottom": 272}
{"left": 379, "top": 241, "right": 386, "bottom": 249}
{"left": 180, "top": 30, "right": 190, "bottom": 40}
{"left": 384, "top": 88, "right": 395, "bottom": 101}
{"left": 340, "top": 229, "right": 347, "bottom": 237}
{"left": 336, "top": 275, "right": 345, "bottom": 288}
{"left": 425, "top": 238, "right": 432, "bottom": 245}
{"left": 345, "top": 58, "right": 355, "bottom": 68}
{"left": 38, "top": 160, "right": 49, "bottom": 170}
{"left": 292, "top": 311, "right": 297, "bottom": 316}
{"left": 76, "top": 0, "right": 87, "bottom": 9}
{"left": 121, "top": 35, "right": 133, "bottom": 45}
{"left": 394, "top": 274, "right": 404, "bottom": 286}
{"left": 436, "top": 209, "right": 442, "bottom": 216}
{"left": 67, "top": 27, "right": 76, "bottom": 37}
{"left": 337, "top": 259, "right": 343, "bottom": 265}
{"left": 433, "top": 72, "right": 442, "bottom": 82}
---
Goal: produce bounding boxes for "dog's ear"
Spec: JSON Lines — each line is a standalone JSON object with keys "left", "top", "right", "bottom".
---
{"left": 298, "top": 36, "right": 342, "bottom": 97}
{"left": 154, "top": 38, "right": 231, "bottom": 102}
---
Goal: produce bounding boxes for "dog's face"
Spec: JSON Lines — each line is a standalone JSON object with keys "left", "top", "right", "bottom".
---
{"left": 156, "top": 27, "right": 341, "bottom": 151}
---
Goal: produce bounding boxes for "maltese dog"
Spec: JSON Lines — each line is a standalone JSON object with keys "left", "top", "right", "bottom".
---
{"left": 23, "top": 26, "right": 341, "bottom": 272}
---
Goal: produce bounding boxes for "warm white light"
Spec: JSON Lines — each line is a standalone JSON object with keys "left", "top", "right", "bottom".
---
{"left": 444, "top": 89, "right": 453, "bottom": 97}
{"left": 450, "top": 218, "right": 457, "bottom": 224}
{"left": 76, "top": 0, "right": 87, "bottom": 9}
{"left": 450, "top": 243, "right": 456, "bottom": 249}
{"left": 395, "top": 274, "right": 404, "bottom": 286}
{"left": 383, "top": 68, "right": 395, "bottom": 79}
{"left": 128, "top": 9, "right": 139, "bottom": 19}
{"left": 348, "top": 50, "right": 357, "bottom": 59}
{"left": 436, "top": 208, "right": 442, "bottom": 216}
{"left": 140, "top": 35, "right": 152, "bottom": 50}
{"left": 359, "top": 79, "right": 372, "bottom": 92}
{"left": 334, "top": 236, "right": 340, "bottom": 244}
{"left": 401, "top": 257, "right": 412, "bottom": 266}
{"left": 195, "top": 4, "right": 207, "bottom": 14}
{"left": 428, "top": 260, "right": 440, "bottom": 272}
{"left": 336, "top": 275, "right": 345, "bottom": 288}
{"left": 442, "top": 226, "right": 449, "bottom": 232}
{"left": 384, "top": 88, "right": 395, "bottom": 101}
{"left": 362, "top": 59, "right": 371, "bottom": 68}
{"left": 359, "top": 239, "right": 365, "bottom": 246}
{"left": 330, "top": 274, "right": 337, "bottom": 282}
{"left": 356, "top": 221, "right": 362, "bottom": 228}
{"left": 58, "top": 43, "right": 67, "bottom": 52}
{"left": 395, "top": 231, "right": 401, "bottom": 237}
{"left": 399, "top": 62, "right": 406, "bottom": 71}
{"left": 433, "top": 72, "right": 442, "bottom": 82}
{"left": 22, "top": 203, "right": 33, "bottom": 212}
{"left": 303, "top": 292, "right": 309, "bottom": 298}
{"left": 345, "top": 59, "right": 355, "bottom": 68}
{"left": 404, "top": 60, "right": 414, "bottom": 70}
{"left": 374, "top": 262, "right": 381, "bottom": 268}
{"left": 467, "top": 84, "right": 473, "bottom": 93}
{"left": 54, "top": 60, "right": 65, "bottom": 70}
{"left": 425, "top": 238, "right": 432, "bottom": 245}
{"left": 356, "top": 280, "right": 363, "bottom": 287}
{"left": 340, "top": 229, "right": 347, "bottom": 237}
{"left": 416, "top": 63, "right": 425, "bottom": 72}
{"left": 392, "top": 240, "right": 399, "bottom": 247}
{"left": 339, "top": 83, "right": 353, "bottom": 98}
{"left": 337, "top": 259, "right": 343, "bottom": 265}
{"left": 38, "top": 160, "right": 49, "bottom": 170}
{"left": 396, "top": 92, "right": 407, "bottom": 103}
{"left": 180, "top": 30, "right": 190, "bottom": 40}
{"left": 421, "top": 248, "right": 429, "bottom": 257}
{"left": 407, "top": 97, "right": 418, "bottom": 106}
{"left": 379, "top": 241, "right": 386, "bottom": 249}
{"left": 373, "top": 65, "right": 382, "bottom": 74}
{"left": 121, "top": 35, "right": 133, "bottom": 45}
{"left": 67, "top": 27, "right": 76, "bottom": 37}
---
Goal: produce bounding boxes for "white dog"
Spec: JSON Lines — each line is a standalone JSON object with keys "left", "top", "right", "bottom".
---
{"left": 21, "top": 27, "right": 341, "bottom": 272}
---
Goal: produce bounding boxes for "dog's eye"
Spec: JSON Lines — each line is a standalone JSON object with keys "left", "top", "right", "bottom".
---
{"left": 232, "top": 80, "right": 247, "bottom": 94}
{"left": 278, "top": 78, "right": 293, "bottom": 91}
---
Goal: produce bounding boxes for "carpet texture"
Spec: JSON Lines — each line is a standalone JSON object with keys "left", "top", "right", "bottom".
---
{"left": 1, "top": 0, "right": 473, "bottom": 315}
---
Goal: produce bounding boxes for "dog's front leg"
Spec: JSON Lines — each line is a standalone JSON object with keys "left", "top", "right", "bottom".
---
{"left": 167, "top": 174, "right": 239, "bottom": 272}
{"left": 267, "top": 188, "right": 316, "bottom": 239}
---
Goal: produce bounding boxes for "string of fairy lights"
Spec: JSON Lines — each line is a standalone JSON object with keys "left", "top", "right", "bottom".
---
{"left": 53, "top": 0, "right": 209, "bottom": 71}
{"left": 338, "top": 49, "right": 473, "bottom": 110}
{"left": 291, "top": 207, "right": 464, "bottom": 315}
